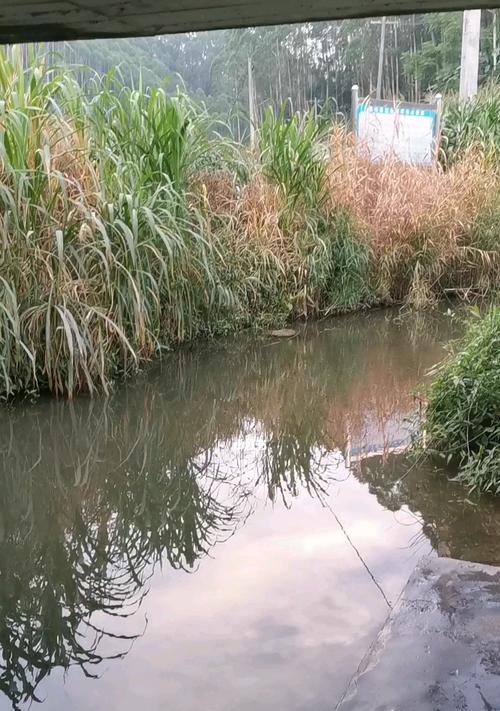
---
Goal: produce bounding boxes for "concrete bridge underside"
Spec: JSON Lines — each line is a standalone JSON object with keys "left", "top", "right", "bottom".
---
{"left": 0, "top": 0, "right": 498, "bottom": 44}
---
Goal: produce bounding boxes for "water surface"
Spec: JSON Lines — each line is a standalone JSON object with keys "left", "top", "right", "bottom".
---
{"left": 1, "top": 307, "right": 499, "bottom": 711}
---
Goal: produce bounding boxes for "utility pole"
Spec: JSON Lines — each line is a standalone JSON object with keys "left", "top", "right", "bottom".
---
{"left": 488, "top": 9, "right": 497, "bottom": 73}
{"left": 494, "top": 10, "right": 497, "bottom": 72}
{"left": 376, "top": 16, "right": 387, "bottom": 100}
{"left": 248, "top": 56, "right": 257, "bottom": 150}
{"left": 459, "top": 10, "right": 481, "bottom": 100}
{"left": 351, "top": 84, "right": 359, "bottom": 133}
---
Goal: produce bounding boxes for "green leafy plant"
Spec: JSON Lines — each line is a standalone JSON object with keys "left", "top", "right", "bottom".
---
{"left": 304, "top": 213, "right": 372, "bottom": 315}
{"left": 259, "top": 104, "right": 328, "bottom": 209}
{"left": 0, "top": 48, "right": 225, "bottom": 397}
{"left": 420, "top": 306, "right": 500, "bottom": 493}
{"left": 441, "top": 87, "right": 500, "bottom": 164}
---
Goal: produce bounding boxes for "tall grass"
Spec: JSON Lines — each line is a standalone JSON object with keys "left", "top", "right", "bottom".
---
{"left": 0, "top": 48, "right": 225, "bottom": 397}
{"left": 327, "top": 128, "right": 500, "bottom": 305}
{"left": 304, "top": 212, "right": 372, "bottom": 315}
{"left": 0, "top": 48, "right": 499, "bottom": 400}
{"left": 259, "top": 105, "right": 327, "bottom": 209}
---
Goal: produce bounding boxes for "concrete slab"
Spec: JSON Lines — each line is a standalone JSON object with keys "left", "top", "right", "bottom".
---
{"left": 337, "top": 556, "right": 500, "bottom": 711}
{"left": 2, "top": 0, "right": 499, "bottom": 44}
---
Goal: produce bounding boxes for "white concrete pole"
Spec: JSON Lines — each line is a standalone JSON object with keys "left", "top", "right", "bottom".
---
{"left": 434, "top": 93, "right": 443, "bottom": 163}
{"left": 491, "top": 9, "right": 498, "bottom": 72}
{"left": 248, "top": 56, "right": 257, "bottom": 150}
{"left": 459, "top": 10, "right": 482, "bottom": 100}
{"left": 351, "top": 84, "right": 359, "bottom": 133}
{"left": 376, "top": 16, "right": 387, "bottom": 100}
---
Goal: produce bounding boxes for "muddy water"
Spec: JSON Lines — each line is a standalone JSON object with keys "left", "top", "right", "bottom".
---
{"left": 1, "top": 307, "right": 499, "bottom": 711}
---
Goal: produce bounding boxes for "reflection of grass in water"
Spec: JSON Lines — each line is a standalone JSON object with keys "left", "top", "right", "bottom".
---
{"left": 355, "top": 451, "right": 500, "bottom": 565}
{"left": 0, "top": 401, "right": 248, "bottom": 709}
{"left": 167, "top": 308, "right": 458, "bottom": 452}
{"left": 259, "top": 420, "right": 346, "bottom": 506}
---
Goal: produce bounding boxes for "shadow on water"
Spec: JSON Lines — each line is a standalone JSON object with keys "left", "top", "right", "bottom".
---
{"left": 0, "top": 306, "right": 499, "bottom": 708}
{"left": 355, "top": 453, "right": 500, "bottom": 565}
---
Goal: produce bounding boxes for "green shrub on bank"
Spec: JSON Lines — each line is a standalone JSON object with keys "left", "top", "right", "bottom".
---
{"left": 421, "top": 307, "right": 500, "bottom": 493}
{"left": 470, "top": 195, "right": 500, "bottom": 252}
{"left": 305, "top": 213, "right": 373, "bottom": 314}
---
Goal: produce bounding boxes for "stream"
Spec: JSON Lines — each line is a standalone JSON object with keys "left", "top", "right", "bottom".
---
{"left": 1, "top": 306, "right": 499, "bottom": 710}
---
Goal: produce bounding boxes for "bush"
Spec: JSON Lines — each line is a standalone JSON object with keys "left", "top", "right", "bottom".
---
{"left": 305, "top": 213, "right": 373, "bottom": 314}
{"left": 421, "top": 307, "right": 500, "bottom": 493}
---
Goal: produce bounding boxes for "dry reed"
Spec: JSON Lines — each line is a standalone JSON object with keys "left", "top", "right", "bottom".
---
{"left": 326, "top": 128, "right": 500, "bottom": 304}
